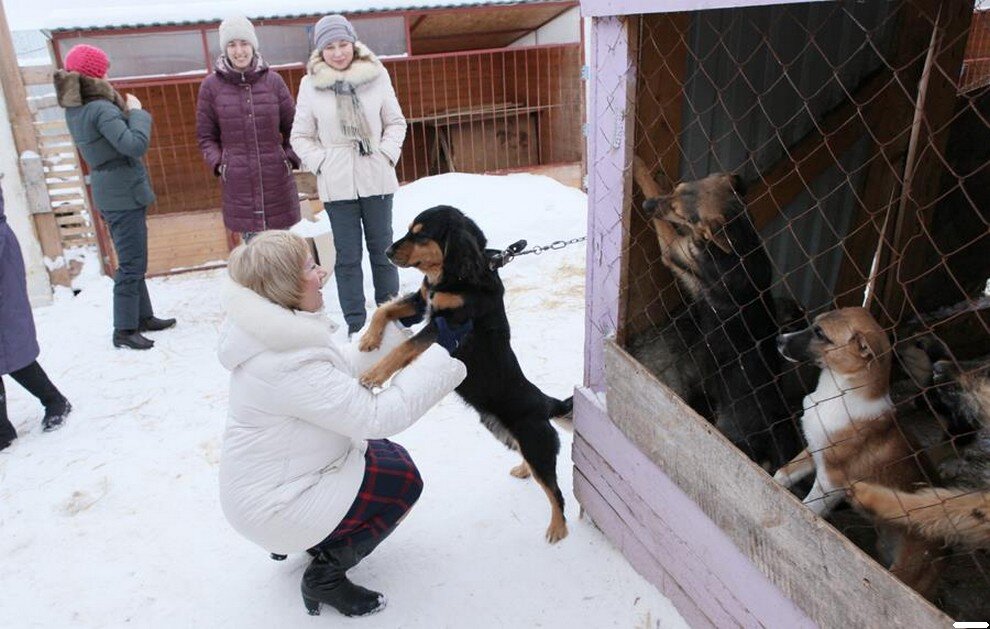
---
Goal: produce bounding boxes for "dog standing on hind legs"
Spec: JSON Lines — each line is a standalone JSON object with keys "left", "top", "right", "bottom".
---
{"left": 632, "top": 158, "right": 801, "bottom": 470}
{"left": 775, "top": 307, "right": 946, "bottom": 599}
{"left": 357, "top": 205, "right": 573, "bottom": 543}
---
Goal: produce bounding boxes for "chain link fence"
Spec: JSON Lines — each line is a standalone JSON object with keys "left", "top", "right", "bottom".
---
{"left": 592, "top": 0, "right": 989, "bottom": 617}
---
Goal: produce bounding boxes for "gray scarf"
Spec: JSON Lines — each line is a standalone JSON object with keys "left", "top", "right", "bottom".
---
{"left": 328, "top": 80, "right": 373, "bottom": 156}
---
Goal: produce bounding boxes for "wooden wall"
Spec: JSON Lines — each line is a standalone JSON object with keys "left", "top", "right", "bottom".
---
{"left": 126, "top": 44, "right": 582, "bottom": 223}
{"left": 128, "top": 82, "right": 221, "bottom": 217}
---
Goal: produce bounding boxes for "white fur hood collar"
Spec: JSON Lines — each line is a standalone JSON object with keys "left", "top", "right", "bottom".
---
{"left": 306, "top": 42, "right": 383, "bottom": 89}
{"left": 217, "top": 279, "right": 338, "bottom": 370}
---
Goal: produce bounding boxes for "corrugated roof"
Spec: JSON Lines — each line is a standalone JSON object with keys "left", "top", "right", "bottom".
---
{"left": 38, "top": 0, "right": 563, "bottom": 33}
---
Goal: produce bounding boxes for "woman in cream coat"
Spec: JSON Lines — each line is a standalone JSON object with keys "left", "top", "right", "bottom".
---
{"left": 290, "top": 14, "right": 406, "bottom": 337}
{"left": 218, "top": 231, "right": 465, "bottom": 618}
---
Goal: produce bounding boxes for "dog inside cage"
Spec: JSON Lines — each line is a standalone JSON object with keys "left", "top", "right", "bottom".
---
{"left": 615, "top": 0, "right": 990, "bottom": 616}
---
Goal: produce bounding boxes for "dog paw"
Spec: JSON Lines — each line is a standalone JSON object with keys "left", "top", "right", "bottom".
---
{"left": 772, "top": 469, "right": 794, "bottom": 487}
{"left": 358, "top": 329, "right": 383, "bottom": 352}
{"left": 509, "top": 462, "right": 531, "bottom": 479}
{"left": 358, "top": 331, "right": 382, "bottom": 352}
{"left": 545, "top": 521, "right": 569, "bottom": 544}
{"left": 359, "top": 367, "right": 389, "bottom": 389}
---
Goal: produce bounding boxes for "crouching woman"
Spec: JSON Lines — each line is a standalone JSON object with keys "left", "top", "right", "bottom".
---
{"left": 217, "top": 231, "right": 465, "bottom": 617}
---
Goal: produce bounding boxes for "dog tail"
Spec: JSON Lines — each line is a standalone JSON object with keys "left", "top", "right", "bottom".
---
{"left": 850, "top": 482, "right": 990, "bottom": 549}
{"left": 548, "top": 396, "right": 574, "bottom": 432}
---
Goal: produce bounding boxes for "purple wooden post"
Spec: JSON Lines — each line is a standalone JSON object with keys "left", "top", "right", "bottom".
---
{"left": 583, "top": 15, "right": 631, "bottom": 391}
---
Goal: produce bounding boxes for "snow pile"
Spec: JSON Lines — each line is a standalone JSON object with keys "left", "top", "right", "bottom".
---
{"left": 0, "top": 173, "right": 686, "bottom": 628}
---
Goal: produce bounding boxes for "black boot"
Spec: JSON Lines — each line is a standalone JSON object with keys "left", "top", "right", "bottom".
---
{"left": 6, "top": 362, "right": 70, "bottom": 434}
{"left": 301, "top": 538, "right": 388, "bottom": 617}
{"left": 139, "top": 316, "right": 177, "bottom": 332}
{"left": 0, "top": 382, "right": 16, "bottom": 451}
{"left": 42, "top": 397, "right": 72, "bottom": 432}
{"left": 113, "top": 330, "right": 154, "bottom": 350}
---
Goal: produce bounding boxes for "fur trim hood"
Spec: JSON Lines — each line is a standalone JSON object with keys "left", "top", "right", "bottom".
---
{"left": 218, "top": 279, "right": 338, "bottom": 370}
{"left": 306, "top": 42, "right": 384, "bottom": 90}
{"left": 54, "top": 70, "right": 126, "bottom": 111}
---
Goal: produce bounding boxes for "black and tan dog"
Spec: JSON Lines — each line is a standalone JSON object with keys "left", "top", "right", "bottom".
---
{"left": 634, "top": 162, "right": 801, "bottom": 470}
{"left": 357, "top": 205, "right": 573, "bottom": 543}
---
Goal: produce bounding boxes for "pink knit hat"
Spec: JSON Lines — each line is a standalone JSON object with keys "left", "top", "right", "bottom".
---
{"left": 64, "top": 44, "right": 110, "bottom": 78}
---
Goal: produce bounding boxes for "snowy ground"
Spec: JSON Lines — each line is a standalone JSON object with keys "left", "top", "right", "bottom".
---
{"left": 0, "top": 174, "right": 687, "bottom": 629}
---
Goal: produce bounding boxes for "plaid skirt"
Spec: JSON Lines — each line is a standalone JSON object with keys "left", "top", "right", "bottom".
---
{"left": 310, "top": 439, "right": 423, "bottom": 552}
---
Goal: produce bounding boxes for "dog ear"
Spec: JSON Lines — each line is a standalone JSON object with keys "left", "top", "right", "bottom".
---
{"left": 443, "top": 221, "right": 488, "bottom": 284}
{"left": 729, "top": 173, "right": 747, "bottom": 197}
{"left": 854, "top": 330, "right": 883, "bottom": 362}
{"left": 700, "top": 217, "right": 732, "bottom": 254}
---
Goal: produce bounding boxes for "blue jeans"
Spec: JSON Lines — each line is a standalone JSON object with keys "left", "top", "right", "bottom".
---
{"left": 325, "top": 195, "right": 399, "bottom": 333}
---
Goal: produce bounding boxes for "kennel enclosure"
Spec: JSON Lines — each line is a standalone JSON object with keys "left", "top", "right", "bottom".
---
{"left": 39, "top": 0, "right": 583, "bottom": 275}
{"left": 576, "top": 0, "right": 988, "bottom": 625}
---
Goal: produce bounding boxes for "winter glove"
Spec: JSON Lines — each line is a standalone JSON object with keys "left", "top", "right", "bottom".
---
{"left": 434, "top": 316, "right": 473, "bottom": 354}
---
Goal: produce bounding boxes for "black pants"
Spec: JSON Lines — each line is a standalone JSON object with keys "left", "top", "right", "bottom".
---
{"left": 102, "top": 208, "right": 153, "bottom": 330}
{"left": 0, "top": 361, "right": 63, "bottom": 443}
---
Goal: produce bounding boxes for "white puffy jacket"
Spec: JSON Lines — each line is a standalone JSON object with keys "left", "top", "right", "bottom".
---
{"left": 217, "top": 280, "right": 465, "bottom": 553}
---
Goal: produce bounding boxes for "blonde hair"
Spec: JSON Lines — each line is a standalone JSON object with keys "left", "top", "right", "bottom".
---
{"left": 227, "top": 231, "right": 310, "bottom": 309}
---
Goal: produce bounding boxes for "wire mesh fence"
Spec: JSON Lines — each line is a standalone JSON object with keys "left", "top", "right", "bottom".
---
{"left": 593, "top": 0, "right": 990, "bottom": 617}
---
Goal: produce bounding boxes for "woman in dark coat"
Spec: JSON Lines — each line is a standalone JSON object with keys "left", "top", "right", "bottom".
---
{"left": 196, "top": 15, "right": 301, "bottom": 240}
{"left": 0, "top": 180, "right": 72, "bottom": 452}
{"left": 55, "top": 44, "right": 176, "bottom": 350}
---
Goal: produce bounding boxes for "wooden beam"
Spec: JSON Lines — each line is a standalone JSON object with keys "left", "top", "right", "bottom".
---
{"left": 19, "top": 64, "right": 53, "bottom": 86}
{"left": 834, "top": 1, "right": 973, "bottom": 310}
{"left": 623, "top": 12, "right": 690, "bottom": 340}
{"left": 747, "top": 69, "right": 891, "bottom": 231}
{"left": 876, "top": 0, "right": 975, "bottom": 327}
{"left": 603, "top": 338, "right": 952, "bottom": 627}
{"left": 0, "top": 0, "right": 68, "bottom": 287}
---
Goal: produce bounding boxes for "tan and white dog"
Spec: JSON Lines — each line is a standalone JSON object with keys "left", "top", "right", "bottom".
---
{"left": 773, "top": 307, "right": 943, "bottom": 598}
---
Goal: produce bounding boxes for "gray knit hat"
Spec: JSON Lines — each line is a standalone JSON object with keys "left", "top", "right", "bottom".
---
{"left": 219, "top": 15, "right": 259, "bottom": 51}
{"left": 314, "top": 14, "right": 357, "bottom": 51}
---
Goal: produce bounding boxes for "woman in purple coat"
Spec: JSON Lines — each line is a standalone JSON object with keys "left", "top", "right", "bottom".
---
{"left": 196, "top": 16, "right": 301, "bottom": 241}
{"left": 0, "top": 178, "right": 72, "bottom": 452}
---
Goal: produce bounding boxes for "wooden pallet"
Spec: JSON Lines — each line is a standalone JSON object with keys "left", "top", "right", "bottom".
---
{"left": 27, "top": 80, "right": 97, "bottom": 248}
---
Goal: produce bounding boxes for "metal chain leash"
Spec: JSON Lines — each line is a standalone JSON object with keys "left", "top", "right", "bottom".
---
{"left": 516, "top": 236, "right": 587, "bottom": 257}
{"left": 488, "top": 236, "right": 587, "bottom": 270}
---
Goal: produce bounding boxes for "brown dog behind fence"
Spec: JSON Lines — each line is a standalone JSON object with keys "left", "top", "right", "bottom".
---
{"left": 621, "top": 0, "right": 990, "bottom": 616}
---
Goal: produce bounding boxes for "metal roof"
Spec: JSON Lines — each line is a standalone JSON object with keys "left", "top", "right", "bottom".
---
{"left": 42, "top": 0, "right": 566, "bottom": 34}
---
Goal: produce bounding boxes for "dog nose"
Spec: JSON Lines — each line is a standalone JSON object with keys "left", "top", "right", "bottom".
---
{"left": 642, "top": 198, "right": 658, "bottom": 212}
{"left": 385, "top": 243, "right": 396, "bottom": 260}
{"left": 932, "top": 360, "right": 953, "bottom": 382}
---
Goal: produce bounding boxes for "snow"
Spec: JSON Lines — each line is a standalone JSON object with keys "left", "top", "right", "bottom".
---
{"left": 5, "top": 0, "right": 538, "bottom": 31}
{"left": 0, "top": 173, "right": 687, "bottom": 628}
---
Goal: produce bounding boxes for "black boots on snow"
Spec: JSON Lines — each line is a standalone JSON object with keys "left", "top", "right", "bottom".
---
{"left": 139, "top": 316, "right": 177, "bottom": 332}
{"left": 113, "top": 330, "right": 154, "bottom": 350}
{"left": 0, "top": 388, "right": 14, "bottom": 452}
{"left": 114, "top": 316, "right": 176, "bottom": 349}
{"left": 301, "top": 537, "right": 388, "bottom": 617}
{"left": 42, "top": 397, "right": 72, "bottom": 432}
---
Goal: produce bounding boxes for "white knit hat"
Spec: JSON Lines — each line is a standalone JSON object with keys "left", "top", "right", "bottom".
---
{"left": 219, "top": 15, "right": 259, "bottom": 51}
